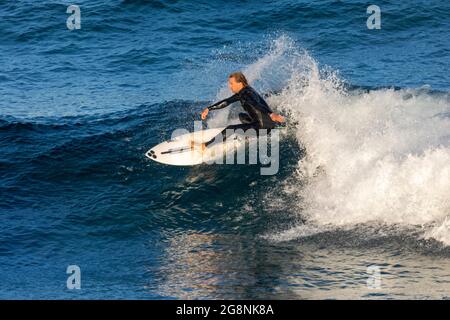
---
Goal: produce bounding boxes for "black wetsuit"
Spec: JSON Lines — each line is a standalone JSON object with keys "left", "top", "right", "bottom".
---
{"left": 205, "top": 86, "right": 275, "bottom": 147}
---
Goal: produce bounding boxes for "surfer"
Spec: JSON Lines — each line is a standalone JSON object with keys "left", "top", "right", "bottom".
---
{"left": 193, "top": 72, "right": 285, "bottom": 151}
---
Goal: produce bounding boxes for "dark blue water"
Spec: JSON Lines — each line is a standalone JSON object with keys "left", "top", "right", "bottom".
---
{"left": 1, "top": 1, "right": 450, "bottom": 299}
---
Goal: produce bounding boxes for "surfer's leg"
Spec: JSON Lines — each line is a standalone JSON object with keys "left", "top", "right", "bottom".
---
{"left": 199, "top": 114, "right": 257, "bottom": 149}
{"left": 239, "top": 113, "right": 253, "bottom": 124}
{"left": 203, "top": 114, "right": 254, "bottom": 147}
{"left": 204, "top": 123, "right": 256, "bottom": 147}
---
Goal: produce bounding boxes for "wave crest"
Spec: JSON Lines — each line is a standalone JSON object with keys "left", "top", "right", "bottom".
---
{"left": 241, "top": 36, "right": 450, "bottom": 245}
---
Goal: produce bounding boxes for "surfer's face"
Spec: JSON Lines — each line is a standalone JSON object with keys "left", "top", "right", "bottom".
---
{"left": 228, "top": 76, "right": 245, "bottom": 93}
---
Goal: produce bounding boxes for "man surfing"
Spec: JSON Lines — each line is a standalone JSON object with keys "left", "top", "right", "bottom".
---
{"left": 193, "top": 72, "right": 285, "bottom": 151}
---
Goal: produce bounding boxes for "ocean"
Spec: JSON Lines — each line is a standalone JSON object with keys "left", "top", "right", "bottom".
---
{"left": 0, "top": 0, "right": 449, "bottom": 299}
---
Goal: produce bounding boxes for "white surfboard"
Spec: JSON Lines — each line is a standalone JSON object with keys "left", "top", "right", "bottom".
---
{"left": 145, "top": 127, "right": 254, "bottom": 166}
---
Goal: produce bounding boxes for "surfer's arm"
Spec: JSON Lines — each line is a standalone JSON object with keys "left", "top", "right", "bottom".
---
{"left": 207, "top": 94, "right": 239, "bottom": 111}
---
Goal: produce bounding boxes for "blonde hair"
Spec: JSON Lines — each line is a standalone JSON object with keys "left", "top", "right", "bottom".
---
{"left": 229, "top": 72, "right": 249, "bottom": 87}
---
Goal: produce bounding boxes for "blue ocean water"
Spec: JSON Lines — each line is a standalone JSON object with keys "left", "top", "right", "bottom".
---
{"left": 1, "top": 0, "right": 449, "bottom": 299}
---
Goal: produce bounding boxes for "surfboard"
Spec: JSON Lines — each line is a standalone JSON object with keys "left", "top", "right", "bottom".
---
{"left": 145, "top": 127, "right": 255, "bottom": 166}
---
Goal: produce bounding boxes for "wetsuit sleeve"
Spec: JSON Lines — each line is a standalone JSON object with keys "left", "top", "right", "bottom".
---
{"left": 207, "top": 94, "right": 239, "bottom": 110}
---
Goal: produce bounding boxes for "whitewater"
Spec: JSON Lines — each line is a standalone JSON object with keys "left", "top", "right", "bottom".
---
{"left": 208, "top": 36, "right": 450, "bottom": 246}
{"left": 2, "top": 0, "right": 449, "bottom": 298}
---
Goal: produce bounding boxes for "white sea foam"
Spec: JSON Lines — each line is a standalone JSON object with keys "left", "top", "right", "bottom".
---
{"left": 215, "top": 36, "right": 450, "bottom": 245}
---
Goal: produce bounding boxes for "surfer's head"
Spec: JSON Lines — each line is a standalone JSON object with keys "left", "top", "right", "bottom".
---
{"left": 228, "top": 72, "right": 248, "bottom": 93}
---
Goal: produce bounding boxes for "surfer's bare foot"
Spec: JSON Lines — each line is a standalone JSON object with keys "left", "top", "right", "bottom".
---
{"left": 190, "top": 140, "right": 207, "bottom": 152}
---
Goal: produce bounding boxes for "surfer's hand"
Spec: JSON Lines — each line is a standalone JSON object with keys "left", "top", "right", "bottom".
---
{"left": 201, "top": 108, "right": 209, "bottom": 120}
{"left": 270, "top": 113, "right": 285, "bottom": 123}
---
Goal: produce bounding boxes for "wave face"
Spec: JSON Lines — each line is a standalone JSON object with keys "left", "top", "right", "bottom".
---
{"left": 251, "top": 37, "right": 450, "bottom": 246}
{"left": 201, "top": 35, "right": 450, "bottom": 247}
{"left": 1, "top": 1, "right": 450, "bottom": 299}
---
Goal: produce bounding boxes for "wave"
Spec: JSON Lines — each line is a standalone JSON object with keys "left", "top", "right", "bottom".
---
{"left": 227, "top": 36, "right": 450, "bottom": 246}
{"left": 2, "top": 32, "right": 449, "bottom": 247}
